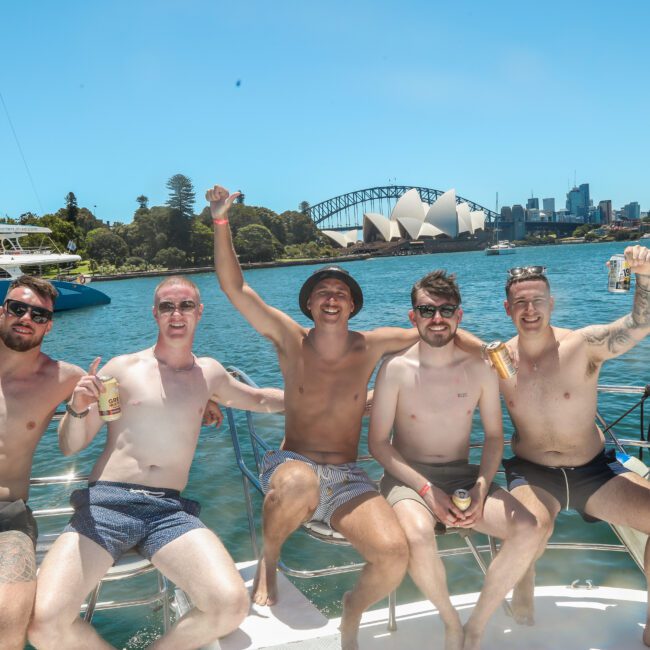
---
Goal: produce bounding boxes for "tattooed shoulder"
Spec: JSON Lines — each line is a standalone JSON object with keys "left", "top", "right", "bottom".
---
{"left": 0, "top": 531, "right": 36, "bottom": 583}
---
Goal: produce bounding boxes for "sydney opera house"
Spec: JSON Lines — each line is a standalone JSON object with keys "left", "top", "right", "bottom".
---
{"left": 321, "top": 188, "right": 486, "bottom": 248}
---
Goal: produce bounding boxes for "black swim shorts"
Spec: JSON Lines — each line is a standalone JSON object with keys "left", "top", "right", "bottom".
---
{"left": 503, "top": 448, "right": 630, "bottom": 523}
{"left": 0, "top": 500, "right": 38, "bottom": 547}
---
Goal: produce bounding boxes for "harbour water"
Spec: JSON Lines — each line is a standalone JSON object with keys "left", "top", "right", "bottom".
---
{"left": 30, "top": 241, "right": 649, "bottom": 647}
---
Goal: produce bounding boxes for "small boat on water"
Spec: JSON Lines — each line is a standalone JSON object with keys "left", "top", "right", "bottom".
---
{"left": 0, "top": 224, "right": 110, "bottom": 311}
{"left": 485, "top": 240, "right": 516, "bottom": 255}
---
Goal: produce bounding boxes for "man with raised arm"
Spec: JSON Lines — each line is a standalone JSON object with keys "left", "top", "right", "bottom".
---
{"left": 497, "top": 246, "right": 650, "bottom": 644}
{"left": 209, "top": 184, "right": 429, "bottom": 650}
{"left": 0, "top": 276, "right": 83, "bottom": 650}
{"left": 368, "top": 270, "right": 541, "bottom": 650}
{"left": 29, "top": 276, "right": 284, "bottom": 650}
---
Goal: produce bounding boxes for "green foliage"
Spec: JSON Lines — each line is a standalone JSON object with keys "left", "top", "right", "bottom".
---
{"left": 233, "top": 224, "right": 277, "bottom": 263}
{"left": 86, "top": 230, "right": 129, "bottom": 265}
{"left": 189, "top": 220, "right": 213, "bottom": 266}
{"left": 280, "top": 210, "right": 320, "bottom": 244}
{"left": 166, "top": 174, "right": 195, "bottom": 220}
{"left": 64, "top": 192, "right": 78, "bottom": 224}
{"left": 39, "top": 215, "right": 79, "bottom": 251}
{"left": 153, "top": 247, "right": 188, "bottom": 269}
{"left": 75, "top": 208, "right": 105, "bottom": 234}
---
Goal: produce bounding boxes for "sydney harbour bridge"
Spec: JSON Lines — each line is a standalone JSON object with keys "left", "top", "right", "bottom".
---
{"left": 303, "top": 185, "right": 499, "bottom": 232}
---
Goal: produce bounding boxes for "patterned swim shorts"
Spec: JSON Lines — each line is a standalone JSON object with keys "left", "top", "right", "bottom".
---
{"left": 63, "top": 480, "right": 206, "bottom": 561}
{"left": 260, "top": 450, "right": 377, "bottom": 527}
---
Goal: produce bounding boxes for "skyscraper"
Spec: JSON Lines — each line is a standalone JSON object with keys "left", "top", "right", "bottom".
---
{"left": 526, "top": 197, "right": 539, "bottom": 210}
{"left": 598, "top": 200, "right": 613, "bottom": 224}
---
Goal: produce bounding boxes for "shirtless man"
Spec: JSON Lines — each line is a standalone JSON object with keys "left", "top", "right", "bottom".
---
{"left": 29, "top": 276, "right": 284, "bottom": 650}
{"left": 209, "top": 184, "right": 432, "bottom": 650}
{"left": 498, "top": 245, "right": 650, "bottom": 643}
{"left": 0, "top": 276, "right": 83, "bottom": 649}
{"left": 368, "top": 270, "right": 541, "bottom": 650}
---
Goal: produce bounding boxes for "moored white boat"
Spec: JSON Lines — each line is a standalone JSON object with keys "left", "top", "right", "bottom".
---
{"left": 485, "top": 240, "right": 516, "bottom": 255}
{"left": 0, "top": 224, "right": 110, "bottom": 310}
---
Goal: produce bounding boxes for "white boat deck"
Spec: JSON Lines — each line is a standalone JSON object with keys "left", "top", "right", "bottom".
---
{"left": 218, "top": 561, "right": 647, "bottom": 649}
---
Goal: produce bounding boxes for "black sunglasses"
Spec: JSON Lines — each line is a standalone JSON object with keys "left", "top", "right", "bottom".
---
{"left": 507, "top": 266, "right": 547, "bottom": 278}
{"left": 413, "top": 304, "right": 459, "bottom": 319}
{"left": 3, "top": 299, "right": 54, "bottom": 324}
{"left": 157, "top": 300, "right": 197, "bottom": 314}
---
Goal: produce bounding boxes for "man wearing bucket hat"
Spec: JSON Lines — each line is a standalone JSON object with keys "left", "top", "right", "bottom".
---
{"left": 208, "top": 184, "right": 441, "bottom": 649}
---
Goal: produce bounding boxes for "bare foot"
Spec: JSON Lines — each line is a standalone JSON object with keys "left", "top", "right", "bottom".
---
{"left": 511, "top": 572, "right": 535, "bottom": 626}
{"left": 444, "top": 621, "right": 464, "bottom": 650}
{"left": 339, "top": 591, "right": 361, "bottom": 650}
{"left": 251, "top": 557, "right": 278, "bottom": 606}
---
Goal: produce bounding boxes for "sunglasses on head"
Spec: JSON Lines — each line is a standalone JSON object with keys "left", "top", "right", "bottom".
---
{"left": 3, "top": 299, "right": 54, "bottom": 324}
{"left": 507, "top": 266, "right": 547, "bottom": 278}
{"left": 413, "top": 304, "right": 459, "bottom": 319}
{"left": 156, "top": 299, "right": 197, "bottom": 314}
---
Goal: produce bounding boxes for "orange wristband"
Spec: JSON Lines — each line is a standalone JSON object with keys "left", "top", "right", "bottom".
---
{"left": 213, "top": 218, "right": 229, "bottom": 225}
{"left": 418, "top": 481, "right": 432, "bottom": 497}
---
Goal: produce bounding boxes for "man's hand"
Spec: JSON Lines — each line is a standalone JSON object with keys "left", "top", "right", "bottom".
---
{"left": 423, "top": 485, "right": 467, "bottom": 528}
{"left": 205, "top": 185, "right": 241, "bottom": 222}
{"left": 457, "top": 484, "right": 487, "bottom": 528}
{"left": 69, "top": 357, "right": 103, "bottom": 413}
{"left": 202, "top": 399, "right": 224, "bottom": 427}
{"left": 625, "top": 244, "right": 650, "bottom": 276}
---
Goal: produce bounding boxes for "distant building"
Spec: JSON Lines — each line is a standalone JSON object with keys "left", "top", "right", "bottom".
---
{"left": 527, "top": 197, "right": 539, "bottom": 210}
{"left": 598, "top": 200, "right": 613, "bottom": 224}
{"left": 512, "top": 204, "right": 526, "bottom": 239}
{"left": 500, "top": 206, "right": 513, "bottom": 222}
{"left": 543, "top": 198, "right": 555, "bottom": 220}
{"left": 526, "top": 208, "right": 542, "bottom": 222}
{"left": 623, "top": 202, "right": 641, "bottom": 220}
{"left": 566, "top": 183, "right": 591, "bottom": 219}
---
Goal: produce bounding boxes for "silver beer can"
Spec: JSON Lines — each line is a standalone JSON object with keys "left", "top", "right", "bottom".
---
{"left": 608, "top": 254, "right": 631, "bottom": 293}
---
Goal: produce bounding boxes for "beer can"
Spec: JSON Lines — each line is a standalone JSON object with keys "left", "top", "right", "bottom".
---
{"left": 486, "top": 341, "right": 517, "bottom": 379}
{"left": 607, "top": 253, "right": 631, "bottom": 293}
{"left": 452, "top": 489, "right": 472, "bottom": 512}
{"left": 97, "top": 375, "right": 122, "bottom": 421}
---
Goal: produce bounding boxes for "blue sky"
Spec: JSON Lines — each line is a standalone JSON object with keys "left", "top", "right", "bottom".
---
{"left": 2, "top": 1, "right": 649, "bottom": 223}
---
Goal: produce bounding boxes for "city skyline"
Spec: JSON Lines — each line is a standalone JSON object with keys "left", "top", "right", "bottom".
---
{"left": 2, "top": 1, "right": 650, "bottom": 223}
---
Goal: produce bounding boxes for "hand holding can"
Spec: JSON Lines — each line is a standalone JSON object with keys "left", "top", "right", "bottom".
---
{"left": 98, "top": 376, "right": 122, "bottom": 421}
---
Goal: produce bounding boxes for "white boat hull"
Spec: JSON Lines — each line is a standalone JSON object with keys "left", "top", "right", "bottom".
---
{"left": 220, "top": 562, "right": 647, "bottom": 649}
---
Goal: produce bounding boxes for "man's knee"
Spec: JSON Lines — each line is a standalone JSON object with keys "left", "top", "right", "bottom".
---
{"left": 266, "top": 463, "right": 318, "bottom": 506}
{"left": 366, "top": 524, "right": 409, "bottom": 569}
{"left": 199, "top": 582, "right": 250, "bottom": 635}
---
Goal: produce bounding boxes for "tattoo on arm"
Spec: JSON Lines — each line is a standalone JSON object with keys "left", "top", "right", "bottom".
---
{"left": 631, "top": 275, "right": 650, "bottom": 328}
{"left": 0, "top": 532, "right": 36, "bottom": 583}
{"left": 582, "top": 277, "right": 650, "bottom": 355}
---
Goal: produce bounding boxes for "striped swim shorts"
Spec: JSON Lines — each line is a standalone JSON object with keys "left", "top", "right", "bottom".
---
{"left": 260, "top": 450, "right": 377, "bottom": 526}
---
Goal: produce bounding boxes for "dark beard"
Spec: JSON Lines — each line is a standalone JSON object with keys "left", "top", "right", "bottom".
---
{"left": 0, "top": 327, "right": 44, "bottom": 352}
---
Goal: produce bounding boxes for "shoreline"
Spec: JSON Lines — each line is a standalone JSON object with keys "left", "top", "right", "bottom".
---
{"left": 78, "top": 237, "right": 640, "bottom": 283}
{"left": 87, "top": 253, "right": 372, "bottom": 282}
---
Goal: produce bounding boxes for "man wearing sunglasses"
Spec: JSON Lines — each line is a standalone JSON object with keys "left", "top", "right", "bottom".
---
{"left": 29, "top": 276, "right": 284, "bottom": 650}
{"left": 368, "top": 270, "right": 541, "bottom": 650}
{"left": 0, "top": 276, "right": 85, "bottom": 649}
{"left": 497, "top": 246, "right": 650, "bottom": 640}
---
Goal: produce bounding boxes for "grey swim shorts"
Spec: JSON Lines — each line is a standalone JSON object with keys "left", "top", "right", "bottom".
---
{"left": 63, "top": 480, "right": 206, "bottom": 561}
{"left": 380, "top": 458, "right": 500, "bottom": 513}
{"left": 0, "top": 500, "right": 38, "bottom": 548}
{"left": 260, "top": 450, "right": 377, "bottom": 527}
